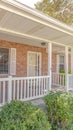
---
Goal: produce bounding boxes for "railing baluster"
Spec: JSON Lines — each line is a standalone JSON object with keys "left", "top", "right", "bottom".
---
{"left": 43, "top": 78, "right": 47, "bottom": 94}
{"left": 36, "top": 78, "right": 38, "bottom": 96}
{"left": 24, "top": 79, "right": 26, "bottom": 99}
{"left": 30, "top": 79, "right": 32, "bottom": 97}
{"left": 46, "top": 77, "right": 48, "bottom": 94}
{"left": 38, "top": 78, "right": 40, "bottom": 96}
{"left": 59, "top": 74, "right": 60, "bottom": 86}
{"left": 54, "top": 74, "right": 55, "bottom": 85}
{"left": 13, "top": 80, "right": 15, "bottom": 100}
{"left": 33, "top": 79, "right": 35, "bottom": 97}
{"left": 58, "top": 74, "right": 59, "bottom": 85}
{"left": 20, "top": 80, "right": 23, "bottom": 100}
{"left": 41, "top": 78, "right": 43, "bottom": 95}
{"left": 3, "top": 81, "right": 5, "bottom": 104}
{"left": 63, "top": 74, "right": 64, "bottom": 86}
{"left": 52, "top": 74, "right": 53, "bottom": 85}
{"left": 17, "top": 80, "right": 19, "bottom": 100}
{"left": 27, "top": 79, "right": 29, "bottom": 98}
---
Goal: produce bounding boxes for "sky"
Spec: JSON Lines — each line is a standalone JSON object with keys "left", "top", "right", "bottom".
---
{"left": 16, "top": 0, "right": 41, "bottom": 8}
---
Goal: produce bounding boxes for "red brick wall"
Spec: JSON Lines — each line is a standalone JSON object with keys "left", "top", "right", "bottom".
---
{"left": 0, "top": 40, "right": 57, "bottom": 77}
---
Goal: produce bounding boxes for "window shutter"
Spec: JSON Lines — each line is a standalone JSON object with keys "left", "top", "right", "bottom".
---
{"left": 10, "top": 48, "right": 16, "bottom": 75}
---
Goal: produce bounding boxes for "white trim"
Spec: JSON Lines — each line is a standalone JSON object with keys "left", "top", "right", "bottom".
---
{"left": 56, "top": 54, "right": 64, "bottom": 73}
{"left": 65, "top": 46, "right": 69, "bottom": 91}
{"left": 27, "top": 51, "right": 41, "bottom": 77}
{"left": 10, "top": 48, "right": 16, "bottom": 75}
{"left": 48, "top": 43, "right": 52, "bottom": 91}
{"left": 0, "top": 0, "right": 73, "bottom": 36}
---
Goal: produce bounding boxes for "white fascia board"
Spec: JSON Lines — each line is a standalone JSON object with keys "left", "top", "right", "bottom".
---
{"left": 0, "top": 0, "right": 73, "bottom": 36}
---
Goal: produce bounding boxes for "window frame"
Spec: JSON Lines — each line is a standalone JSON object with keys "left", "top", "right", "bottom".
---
{"left": 56, "top": 54, "right": 65, "bottom": 73}
{"left": 59, "top": 55, "right": 64, "bottom": 71}
{"left": 0, "top": 47, "right": 10, "bottom": 75}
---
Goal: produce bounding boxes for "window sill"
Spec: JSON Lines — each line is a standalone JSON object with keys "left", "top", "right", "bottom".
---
{"left": 0, "top": 74, "right": 9, "bottom": 78}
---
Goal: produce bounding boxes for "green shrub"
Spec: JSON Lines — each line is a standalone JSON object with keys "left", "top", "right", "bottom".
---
{"left": 0, "top": 101, "right": 51, "bottom": 130}
{"left": 44, "top": 91, "right": 73, "bottom": 130}
{"left": 60, "top": 70, "right": 71, "bottom": 74}
{"left": 60, "top": 70, "right": 65, "bottom": 73}
{"left": 68, "top": 70, "right": 71, "bottom": 74}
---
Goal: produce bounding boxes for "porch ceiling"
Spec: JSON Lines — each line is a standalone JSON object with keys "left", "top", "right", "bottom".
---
{"left": 0, "top": 0, "right": 73, "bottom": 48}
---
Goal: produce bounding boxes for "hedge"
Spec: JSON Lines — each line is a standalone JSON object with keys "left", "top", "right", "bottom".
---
{"left": 0, "top": 101, "right": 51, "bottom": 130}
{"left": 44, "top": 91, "right": 73, "bottom": 130}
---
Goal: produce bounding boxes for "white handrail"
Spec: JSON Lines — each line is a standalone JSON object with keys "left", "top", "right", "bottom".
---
{"left": 12, "top": 75, "right": 50, "bottom": 80}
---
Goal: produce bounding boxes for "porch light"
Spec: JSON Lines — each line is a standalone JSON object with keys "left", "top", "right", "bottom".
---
{"left": 68, "top": 48, "right": 71, "bottom": 52}
{"left": 41, "top": 42, "right": 48, "bottom": 53}
{"left": 41, "top": 42, "right": 47, "bottom": 46}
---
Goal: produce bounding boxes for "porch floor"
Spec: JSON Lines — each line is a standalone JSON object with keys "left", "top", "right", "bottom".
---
{"left": 52, "top": 85, "right": 65, "bottom": 91}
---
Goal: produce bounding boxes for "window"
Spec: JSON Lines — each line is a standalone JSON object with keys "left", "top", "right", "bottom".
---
{"left": 59, "top": 55, "right": 64, "bottom": 71}
{"left": 56, "top": 55, "right": 64, "bottom": 72}
{"left": 0, "top": 48, "right": 9, "bottom": 74}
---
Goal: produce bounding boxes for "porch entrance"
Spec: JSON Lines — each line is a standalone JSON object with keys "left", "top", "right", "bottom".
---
{"left": 27, "top": 51, "right": 41, "bottom": 76}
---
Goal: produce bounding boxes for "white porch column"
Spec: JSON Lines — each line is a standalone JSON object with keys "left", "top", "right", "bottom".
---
{"left": 65, "top": 46, "right": 69, "bottom": 92}
{"left": 48, "top": 43, "right": 52, "bottom": 91}
{"left": 71, "top": 48, "right": 73, "bottom": 74}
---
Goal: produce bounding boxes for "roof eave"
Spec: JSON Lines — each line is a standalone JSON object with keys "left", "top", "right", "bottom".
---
{"left": 0, "top": 0, "right": 73, "bottom": 36}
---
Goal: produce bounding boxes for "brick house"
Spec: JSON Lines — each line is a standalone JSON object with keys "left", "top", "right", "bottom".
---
{"left": 0, "top": 0, "right": 73, "bottom": 106}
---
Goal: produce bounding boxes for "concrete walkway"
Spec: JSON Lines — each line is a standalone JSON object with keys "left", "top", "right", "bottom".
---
{"left": 30, "top": 98, "right": 47, "bottom": 113}
{"left": 30, "top": 88, "right": 64, "bottom": 113}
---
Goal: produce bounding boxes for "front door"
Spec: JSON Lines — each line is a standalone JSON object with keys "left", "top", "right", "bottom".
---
{"left": 27, "top": 51, "right": 41, "bottom": 77}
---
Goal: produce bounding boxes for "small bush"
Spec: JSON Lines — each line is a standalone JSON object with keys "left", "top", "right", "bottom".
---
{"left": 0, "top": 101, "right": 51, "bottom": 130}
{"left": 44, "top": 91, "right": 73, "bottom": 130}
{"left": 60, "top": 70, "right": 71, "bottom": 74}
{"left": 60, "top": 70, "right": 65, "bottom": 73}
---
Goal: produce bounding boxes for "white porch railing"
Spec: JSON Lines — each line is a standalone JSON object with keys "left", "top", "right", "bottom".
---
{"left": 0, "top": 76, "right": 50, "bottom": 107}
{"left": 68, "top": 74, "right": 73, "bottom": 91}
{"left": 52, "top": 73, "right": 65, "bottom": 87}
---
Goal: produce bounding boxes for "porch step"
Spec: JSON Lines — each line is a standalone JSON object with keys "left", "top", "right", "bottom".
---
{"left": 30, "top": 98, "right": 47, "bottom": 113}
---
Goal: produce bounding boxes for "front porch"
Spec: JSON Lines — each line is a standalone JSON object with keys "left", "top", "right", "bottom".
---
{"left": 0, "top": 0, "right": 73, "bottom": 107}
